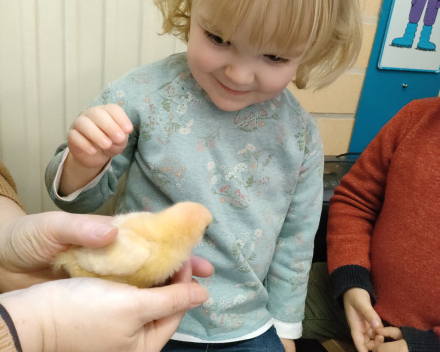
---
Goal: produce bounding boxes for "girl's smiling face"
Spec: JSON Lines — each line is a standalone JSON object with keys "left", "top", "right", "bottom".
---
{"left": 186, "top": 1, "right": 304, "bottom": 112}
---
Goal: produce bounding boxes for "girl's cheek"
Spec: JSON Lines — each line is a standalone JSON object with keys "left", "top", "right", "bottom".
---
{"left": 260, "top": 71, "right": 294, "bottom": 93}
{"left": 190, "top": 48, "right": 221, "bottom": 72}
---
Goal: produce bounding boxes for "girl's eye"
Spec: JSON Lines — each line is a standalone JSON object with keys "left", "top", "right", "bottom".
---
{"left": 265, "top": 55, "right": 289, "bottom": 64}
{"left": 205, "top": 31, "right": 229, "bottom": 46}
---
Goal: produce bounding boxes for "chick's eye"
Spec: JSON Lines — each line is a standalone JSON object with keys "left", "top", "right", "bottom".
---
{"left": 205, "top": 31, "right": 228, "bottom": 46}
{"left": 266, "top": 55, "right": 289, "bottom": 64}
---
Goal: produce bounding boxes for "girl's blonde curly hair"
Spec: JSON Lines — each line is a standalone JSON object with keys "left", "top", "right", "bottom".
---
{"left": 153, "top": 0, "right": 362, "bottom": 90}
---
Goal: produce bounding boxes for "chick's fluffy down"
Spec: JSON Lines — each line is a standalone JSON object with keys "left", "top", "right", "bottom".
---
{"left": 53, "top": 202, "right": 212, "bottom": 288}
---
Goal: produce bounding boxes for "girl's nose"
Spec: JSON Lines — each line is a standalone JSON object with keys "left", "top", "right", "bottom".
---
{"left": 224, "top": 60, "right": 254, "bottom": 86}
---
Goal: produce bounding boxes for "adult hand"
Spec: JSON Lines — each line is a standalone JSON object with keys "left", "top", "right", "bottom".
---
{"left": 0, "top": 260, "right": 210, "bottom": 352}
{"left": 343, "top": 287, "right": 383, "bottom": 352}
{"left": 372, "top": 327, "right": 409, "bottom": 352}
{"left": 0, "top": 196, "right": 119, "bottom": 291}
{"left": 0, "top": 196, "right": 214, "bottom": 292}
{"left": 281, "top": 338, "right": 296, "bottom": 352}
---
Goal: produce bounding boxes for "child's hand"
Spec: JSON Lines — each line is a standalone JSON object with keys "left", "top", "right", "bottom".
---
{"left": 68, "top": 104, "right": 133, "bottom": 169}
{"left": 343, "top": 288, "right": 384, "bottom": 352}
{"left": 372, "top": 327, "right": 408, "bottom": 352}
{"left": 280, "top": 338, "right": 296, "bottom": 352}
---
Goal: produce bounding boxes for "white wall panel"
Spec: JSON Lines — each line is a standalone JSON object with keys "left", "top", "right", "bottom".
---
{"left": 20, "top": 0, "right": 43, "bottom": 213}
{"left": 0, "top": 0, "right": 186, "bottom": 213}
{"left": 141, "top": 1, "right": 177, "bottom": 63}
{"left": 37, "top": 0, "right": 67, "bottom": 211}
{"left": 65, "top": 0, "right": 105, "bottom": 127}
{"left": 0, "top": 1, "right": 29, "bottom": 206}
{"left": 104, "top": 0, "right": 142, "bottom": 82}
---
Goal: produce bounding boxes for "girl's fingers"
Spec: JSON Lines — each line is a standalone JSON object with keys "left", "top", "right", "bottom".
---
{"left": 82, "top": 108, "right": 125, "bottom": 145}
{"left": 67, "top": 129, "right": 98, "bottom": 155}
{"left": 170, "top": 261, "right": 192, "bottom": 284}
{"left": 71, "top": 105, "right": 132, "bottom": 152}
{"left": 72, "top": 115, "right": 113, "bottom": 150}
{"left": 102, "top": 104, "right": 133, "bottom": 134}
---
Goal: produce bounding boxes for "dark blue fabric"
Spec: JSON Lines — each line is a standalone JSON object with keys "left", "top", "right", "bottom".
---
{"left": 161, "top": 326, "right": 285, "bottom": 352}
{"left": 330, "top": 264, "right": 376, "bottom": 308}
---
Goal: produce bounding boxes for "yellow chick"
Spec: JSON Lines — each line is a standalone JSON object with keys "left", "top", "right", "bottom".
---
{"left": 53, "top": 202, "right": 212, "bottom": 288}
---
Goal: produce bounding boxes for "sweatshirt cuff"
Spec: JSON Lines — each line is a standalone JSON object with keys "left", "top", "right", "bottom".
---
{"left": 401, "top": 327, "right": 440, "bottom": 352}
{"left": 52, "top": 148, "right": 112, "bottom": 201}
{"left": 273, "top": 319, "right": 302, "bottom": 339}
{"left": 330, "top": 265, "right": 376, "bottom": 308}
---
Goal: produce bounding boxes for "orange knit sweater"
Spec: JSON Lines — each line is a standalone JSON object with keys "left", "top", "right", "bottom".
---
{"left": 327, "top": 98, "right": 440, "bottom": 351}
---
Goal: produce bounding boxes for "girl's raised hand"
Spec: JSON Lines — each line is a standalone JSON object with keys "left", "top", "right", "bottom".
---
{"left": 67, "top": 104, "right": 133, "bottom": 169}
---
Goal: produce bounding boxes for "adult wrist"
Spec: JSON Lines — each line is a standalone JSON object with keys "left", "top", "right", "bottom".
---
{"left": 0, "top": 289, "right": 45, "bottom": 352}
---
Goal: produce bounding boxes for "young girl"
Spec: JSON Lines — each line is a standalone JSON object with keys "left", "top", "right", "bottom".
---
{"left": 45, "top": 0, "right": 362, "bottom": 351}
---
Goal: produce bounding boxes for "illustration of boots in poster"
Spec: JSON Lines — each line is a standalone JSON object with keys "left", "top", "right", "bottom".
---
{"left": 392, "top": 0, "right": 439, "bottom": 51}
{"left": 379, "top": 0, "right": 440, "bottom": 72}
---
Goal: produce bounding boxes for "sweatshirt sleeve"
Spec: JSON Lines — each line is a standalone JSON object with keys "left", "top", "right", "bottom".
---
{"left": 45, "top": 84, "right": 140, "bottom": 213}
{"left": 326, "top": 100, "right": 417, "bottom": 302}
{"left": 267, "top": 119, "right": 324, "bottom": 339}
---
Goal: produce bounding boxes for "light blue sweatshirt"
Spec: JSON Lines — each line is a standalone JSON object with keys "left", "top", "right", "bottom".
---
{"left": 45, "top": 53, "right": 323, "bottom": 341}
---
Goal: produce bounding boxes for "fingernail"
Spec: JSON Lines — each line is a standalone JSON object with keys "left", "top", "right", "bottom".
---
{"left": 190, "top": 286, "right": 209, "bottom": 307}
{"left": 371, "top": 319, "right": 380, "bottom": 328}
{"left": 91, "top": 224, "right": 117, "bottom": 238}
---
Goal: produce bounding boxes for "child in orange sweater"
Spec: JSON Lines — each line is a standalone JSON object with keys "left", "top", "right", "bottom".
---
{"left": 326, "top": 98, "right": 440, "bottom": 352}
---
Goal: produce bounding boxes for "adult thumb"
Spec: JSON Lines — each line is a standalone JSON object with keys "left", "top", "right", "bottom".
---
{"left": 45, "top": 212, "right": 118, "bottom": 248}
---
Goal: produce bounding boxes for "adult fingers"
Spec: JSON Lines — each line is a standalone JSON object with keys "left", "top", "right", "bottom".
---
{"left": 171, "top": 260, "right": 193, "bottom": 285}
{"left": 190, "top": 256, "right": 214, "bottom": 278}
{"left": 136, "top": 282, "right": 209, "bottom": 324}
{"left": 2, "top": 212, "right": 118, "bottom": 270}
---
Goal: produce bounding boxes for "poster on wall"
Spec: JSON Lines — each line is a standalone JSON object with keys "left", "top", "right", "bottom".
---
{"left": 379, "top": 0, "right": 440, "bottom": 72}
